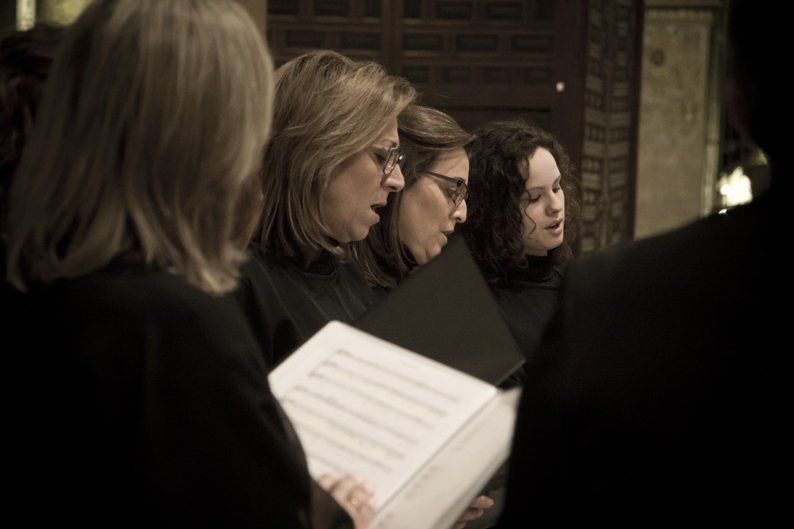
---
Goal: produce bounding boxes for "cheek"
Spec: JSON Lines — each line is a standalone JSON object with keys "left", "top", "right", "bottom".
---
{"left": 415, "top": 189, "right": 447, "bottom": 233}
{"left": 398, "top": 188, "right": 439, "bottom": 249}
{"left": 335, "top": 158, "right": 380, "bottom": 204}
{"left": 397, "top": 193, "right": 422, "bottom": 243}
{"left": 322, "top": 184, "right": 347, "bottom": 221}
{"left": 419, "top": 186, "right": 449, "bottom": 222}
{"left": 521, "top": 206, "right": 538, "bottom": 235}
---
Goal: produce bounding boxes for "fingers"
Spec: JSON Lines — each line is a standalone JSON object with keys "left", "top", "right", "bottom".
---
{"left": 317, "top": 473, "right": 339, "bottom": 491}
{"left": 317, "top": 474, "right": 375, "bottom": 529}
{"left": 458, "top": 507, "right": 485, "bottom": 522}
{"left": 354, "top": 493, "right": 375, "bottom": 529}
{"left": 469, "top": 495, "right": 495, "bottom": 510}
{"left": 455, "top": 495, "right": 496, "bottom": 526}
{"left": 317, "top": 474, "right": 369, "bottom": 512}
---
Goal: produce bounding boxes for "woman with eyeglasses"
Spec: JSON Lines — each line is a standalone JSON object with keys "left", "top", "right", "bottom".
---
{"left": 350, "top": 103, "right": 474, "bottom": 290}
{"left": 236, "top": 50, "right": 415, "bottom": 368}
{"left": 462, "top": 120, "right": 580, "bottom": 364}
{"left": 347, "top": 102, "right": 499, "bottom": 529}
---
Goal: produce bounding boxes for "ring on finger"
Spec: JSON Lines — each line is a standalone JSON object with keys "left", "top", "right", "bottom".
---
{"left": 349, "top": 494, "right": 362, "bottom": 509}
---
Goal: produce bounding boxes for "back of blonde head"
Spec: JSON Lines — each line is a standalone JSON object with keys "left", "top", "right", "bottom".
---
{"left": 7, "top": 0, "right": 274, "bottom": 294}
{"left": 257, "top": 50, "right": 415, "bottom": 258}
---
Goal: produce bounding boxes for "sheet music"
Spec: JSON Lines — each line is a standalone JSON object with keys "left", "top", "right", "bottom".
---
{"left": 269, "top": 321, "right": 496, "bottom": 509}
{"left": 371, "top": 388, "right": 520, "bottom": 529}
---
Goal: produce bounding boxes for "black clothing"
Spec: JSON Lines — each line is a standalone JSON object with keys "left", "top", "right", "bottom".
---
{"left": 2, "top": 246, "right": 27, "bottom": 333}
{"left": 13, "top": 263, "right": 350, "bottom": 528}
{"left": 488, "top": 251, "right": 563, "bottom": 361}
{"left": 236, "top": 243, "right": 382, "bottom": 367}
{"left": 498, "top": 185, "right": 788, "bottom": 528}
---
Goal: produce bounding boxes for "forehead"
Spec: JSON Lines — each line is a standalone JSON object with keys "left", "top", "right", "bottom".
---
{"left": 373, "top": 117, "right": 399, "bottom": 145}
{"left": 428, "top": 148, "right": 470, "bottom": 181}
{"left": 522, "top": 147, "right": 559, "bottom": 185}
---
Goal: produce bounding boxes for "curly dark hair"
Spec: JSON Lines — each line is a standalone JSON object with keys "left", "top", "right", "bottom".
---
{"left": 1, "top": 24, "right": 63, "bottom": 239}
{"left": 349, "top": 103, "right": 474, "bottom": 288}
{"left": 462, "top": 119, "right": 580, "bottom": 278}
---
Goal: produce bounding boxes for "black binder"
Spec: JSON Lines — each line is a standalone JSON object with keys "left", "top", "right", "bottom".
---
{"left": 354, "top": 235, "right": 524, "bottom": 385}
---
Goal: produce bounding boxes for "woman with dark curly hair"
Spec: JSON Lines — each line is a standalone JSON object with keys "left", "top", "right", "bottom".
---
{"left": 462, "top": 119, "right": 580, "bottom": 360}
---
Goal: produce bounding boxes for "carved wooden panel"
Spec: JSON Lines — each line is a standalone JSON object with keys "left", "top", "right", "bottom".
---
{"left": 267, "top": 0, "right": 388, "bottom": 65}
{"left": 577, "top": 0, "right": 642, "bottom": 252}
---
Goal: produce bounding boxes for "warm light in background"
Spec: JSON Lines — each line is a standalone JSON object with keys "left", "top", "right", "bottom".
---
{"left": 16, "top": 0, "right": 96, "bottom": 28}
{"left": 718, "top": 166, "right": 753, "bottom": 208}
{"left": 17, "top": 0, "right": 35, "bottom": 29}
{"left": 38, "top": 0, "right": 93, "bottom": 25}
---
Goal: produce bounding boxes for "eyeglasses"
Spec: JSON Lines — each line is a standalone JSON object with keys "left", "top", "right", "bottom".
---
{"left": 426, "top": 171, "right": 468, "bottom": 207}
{"left": 375, "top": 145, "right": 406, "bottom": 176}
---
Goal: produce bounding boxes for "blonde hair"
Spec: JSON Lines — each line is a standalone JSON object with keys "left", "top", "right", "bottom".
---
{"left": 7, "top": 0, "right": 274, "bottom": 294}
{"left": 256, "top": 50, "right": 415, "bottom": 259}
{"left": 350, "top": 104, "right": 474, "bottom": 288}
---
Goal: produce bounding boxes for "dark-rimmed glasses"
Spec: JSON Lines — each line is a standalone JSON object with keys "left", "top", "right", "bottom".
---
{"left": 375, "top": 145, "right": 405, "bottom": 176}
{"left": 426, "top": 171, "right": 468, "bottom": 207}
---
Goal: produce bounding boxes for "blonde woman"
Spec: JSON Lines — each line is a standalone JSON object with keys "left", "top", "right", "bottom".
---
{"left": 7, "top": 1, "right": 369, "bottom": 527}
{"left": 237, "top": 50, "right": 416, "bottom": 366}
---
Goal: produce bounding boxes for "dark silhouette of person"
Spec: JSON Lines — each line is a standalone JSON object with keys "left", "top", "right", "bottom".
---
{"left": 498, "top": 1, "right": 787, "bottom": 527}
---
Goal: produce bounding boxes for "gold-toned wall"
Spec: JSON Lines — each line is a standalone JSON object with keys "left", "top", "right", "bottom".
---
{"left": 634, "top": 5, "right": 722, "bottom": 239}
{"left": 38, "top": 0, "right": 92, "bottom": 25}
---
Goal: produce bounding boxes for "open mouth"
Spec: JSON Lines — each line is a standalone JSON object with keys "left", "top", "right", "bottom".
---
{"left": 547, "top": 220, "right": 563, "bottom": 230}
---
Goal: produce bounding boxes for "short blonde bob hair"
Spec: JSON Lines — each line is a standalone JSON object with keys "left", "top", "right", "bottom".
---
{"left": 7, "top": 0, "right": 274, "bottom": 295}
{"left": 255, "top": 50, "right": 416, "bottom": 258}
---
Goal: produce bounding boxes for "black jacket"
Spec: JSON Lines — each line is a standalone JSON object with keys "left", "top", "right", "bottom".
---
{"left": 499, "top": 184, "right": 788, "bottom": 528}
{"left": 236, "top": 244, "right": 382, "bottom": 368}
{"left": 488, "top": 251, "right": 564, "bottom": 361}
{"left": 11, "top": 263, "right": 349, "bottom": 528}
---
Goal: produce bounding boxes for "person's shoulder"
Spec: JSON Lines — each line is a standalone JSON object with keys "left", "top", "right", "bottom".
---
{"left": 38, "top": 266, "right": 249, "bottom": 341}
{"left": 243, "top": 242, "right": 312, "bottom": 282}
{"left": 98, "top": 267, "right": 224, "bottom": 316}
{"left": 238, "top": 244, "right": 303, "bottom": 302}
{"left": 568, "top": 198, "right": 770, "bottom": 298}
{"left": 241, "top": 242, "right": 277, "bottom": 275}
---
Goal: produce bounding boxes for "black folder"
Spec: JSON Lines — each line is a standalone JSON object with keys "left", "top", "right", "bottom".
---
{"left": 354, "top": 235, "right": 524, "bottom": 386}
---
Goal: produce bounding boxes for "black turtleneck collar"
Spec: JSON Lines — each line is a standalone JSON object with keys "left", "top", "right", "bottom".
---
{"left": 510, "top": 251, "right": 556, "bottom": 282}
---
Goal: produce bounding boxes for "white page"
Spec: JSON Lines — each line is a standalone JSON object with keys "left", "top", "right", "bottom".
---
{"left": 269, "top": 321, "right": 496, "bottom": 509}
{"left": 371, "top": 388, "right": 520, "bottom": 529}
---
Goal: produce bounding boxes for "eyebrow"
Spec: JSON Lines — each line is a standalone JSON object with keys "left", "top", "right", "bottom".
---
{"left": 427, "top": 170, "right": 466, "bottom": 183}
{"left": 528, "top": 175, "right": 562, "bottom": 192}
{"left": 375, "top": 139, "right": 398, "bottom": 148}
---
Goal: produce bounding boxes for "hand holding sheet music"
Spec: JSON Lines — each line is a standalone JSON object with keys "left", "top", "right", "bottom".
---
{"left": 269, "top": 322, "right": 520, "bottom": 529}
